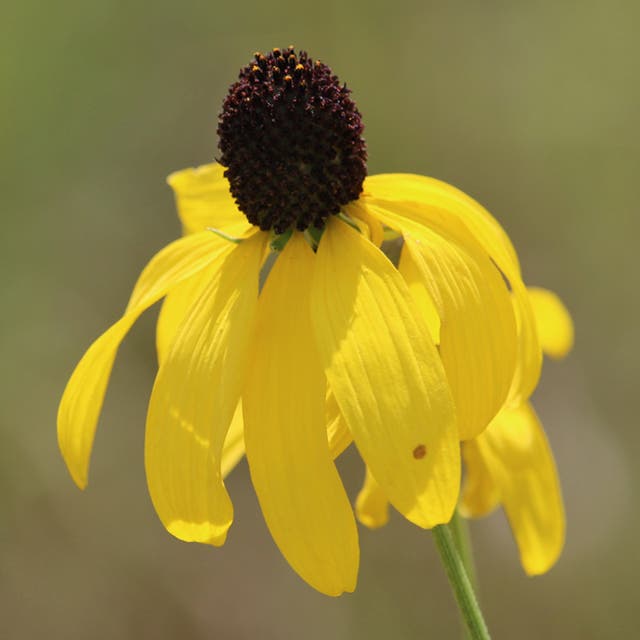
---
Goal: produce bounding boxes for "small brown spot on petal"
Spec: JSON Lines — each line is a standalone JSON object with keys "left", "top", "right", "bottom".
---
{"left": 413, "top": 444, "right": 427, "bottom": 459}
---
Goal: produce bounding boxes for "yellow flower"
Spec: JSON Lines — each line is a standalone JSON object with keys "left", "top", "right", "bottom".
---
{"left": 357, "top": 286, "right": 574, "bottom": 576}
{"left": 57, "top": 47, "right": 537, "bottom": 595}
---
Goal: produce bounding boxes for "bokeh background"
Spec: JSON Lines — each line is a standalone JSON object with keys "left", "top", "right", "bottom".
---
{"left": 2, "top": 1, "right": 637, "bottom": 638}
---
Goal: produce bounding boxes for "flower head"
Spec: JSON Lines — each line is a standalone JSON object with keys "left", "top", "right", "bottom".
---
{"left": 58, "top": 48, "right": 553, "bottom": 595}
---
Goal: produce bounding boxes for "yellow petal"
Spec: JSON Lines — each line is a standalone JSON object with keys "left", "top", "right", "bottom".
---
{"left": 363, "top": 173, "right": 521, "bottom": 273}
{"left": 476, "top": 403, "right": 565, "bottom": 575}
{"left": 326, "top": 390, "right": 352, "bottom": 459}
{"left": 220, "top": 401, "right": 245, "bottom": 479}
{"left": 476, "top": 405, "right": 535, "bottom": 470}
{"left": 156, "top": 235, "right": 269, "bottom": 367}
{"left": 311, "top": 217, "right": 459, "bottom": 528}
{"left": 243, "top": 232, "right": 359, "bottom": 596}
{"left": 459, "top": 441, "right": 500, "bottom": 518}
{"left": 528, "top": 287, "right": 574, "bottom": 360}
{"left": 167, "top": 163, "right": 250, "bottom": 235}
{"left": 58, "top": 231, "right": 232, "bottom": 489}
{"left": 363, "top": 175, "right": 542, "bottom": 404}
{"left": 144, "top": 232, "right": 266, "bottom": 546}
{"left": 398, "top": 243, "right": 441, "bottom": 345}
{"left": 508, "top": 285, "right": 543, "bottom": 405}
{"left": 369, "top": 202, "right": 517, "bottom": 439}
{"left": 155, "top": 261, "right": 218, "bottom": 366}
{"left": 406, "top": 231, "right": 516, "bottom": 439}
{"left": 220, "top": 391, "right": 352, "bottom": 487}
{"left": 220, "top": 389, "right": 353, "bottom": 477}
{"left": 355, "top": 467, "right": 390, "bottom": 529}
{"left": 347, "top": 204, "right": 385, "bottom": 247}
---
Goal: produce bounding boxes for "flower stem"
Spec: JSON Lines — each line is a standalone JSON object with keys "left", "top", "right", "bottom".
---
{"left": 449, "top": 509, "right": 478, "bottom": 591}
{"left": 433, "top": 521, "right": 491, "bottom": 640}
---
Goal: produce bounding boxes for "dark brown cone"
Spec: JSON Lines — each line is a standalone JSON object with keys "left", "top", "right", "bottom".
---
{"left": 217, "top": 47, "right": 367, "bottom": 234}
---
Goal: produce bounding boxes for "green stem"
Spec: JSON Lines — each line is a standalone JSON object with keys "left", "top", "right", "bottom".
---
{"left": 433, "top": 522, "right": 491, "bottom": 640}
{"left": 450, "top": 509, "right": 478, "bottom": 591}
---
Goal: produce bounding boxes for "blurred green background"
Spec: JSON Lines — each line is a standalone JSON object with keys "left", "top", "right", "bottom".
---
{"left": 2, "top": 0, "right": 637, "bottom": 638}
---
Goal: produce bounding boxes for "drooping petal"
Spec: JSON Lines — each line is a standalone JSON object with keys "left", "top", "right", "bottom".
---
{"left": 145, "top": 232, "right": 267, "bottom": 546}
{"left": 362, "top": 173, "right": 521, "bottom": 274}
{"left": 167, "top": 163, "right": 250, "bottom": 236}
{"left": 405, "top": 233, "right": 516, "bottom": 439}
{"left": 349, "top": 206, "right": 385, "bottom": 246}
{"left": 361, "top": 176, "right": 542, "bottom": 404}
{"left": 58, "top": 231, "right": 232, "bottom": 489}
{"left": 243, "top": 232, "right": 359, "bottom": 596}
{"left": 220, "top": 401, "right": 245, "bottom": 479}
{"left": 326, "top": 391, "right": 353, "bottom": 459}
{"left": 219, "top": 391, "right": 353, "bottom": 482}
{"left": 475, "top": 403, "right": 565, "bottom": 575}
{"left": 155, "top": 261, "right": 219, "bottom": 366}
{"left": 459, "top": 441, "right": 500, "bottom": 518}
{"left": 355, "top": 468, "right": 390, "bottom": 529}
{"left": 311, "top": 217, "right": 459, "bottom": 529}
{"left": 507, "top": 285, "right": 543, "bottom": 405}
{"left": 155, "top": 233, "right": 269, "bottom": 367}
{"left": 398, "top": 243, "right": 441, "bottom": 345}
{"left": 528, "top": 287, "right": 574, "bottom": 360}
{"left": 364, "top": 201, "right": 517, "bottom": 439}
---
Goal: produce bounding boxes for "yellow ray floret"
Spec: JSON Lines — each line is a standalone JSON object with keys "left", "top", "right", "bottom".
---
{"left": 145, "top": 232, "right": 267, "bottom": 546}
{"left": 311, "top": 217, "right": 460, "bottom": 528}
{"left": 355, "top": 467, "right": 390, "bottom": 529}
{"left": 528, "top": 287, "right": 574, "bottom": 359}
{"left": 359, "top": 175, "right": 542, "bottom": 405}
{"left": 361, "top": 198, "right": 518, "bottom": 440}
{"left": 57, "top": 231, "right": 234, "bottom": 489}
{"left": 243, "top": 232, "right": 359, "bottom": 596}
{"left": 461, "top": 403, "right": 565, "bottom": 576}
{"left": 167, "top": 164, "right": 251, "bottom": 236}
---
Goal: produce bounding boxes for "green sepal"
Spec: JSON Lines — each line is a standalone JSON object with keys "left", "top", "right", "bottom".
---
{"left": 336, "top": 212, "right": 362, "bottom": 233}
{"left": 304, "top": 225, "right": 325, "bottom": 251}
{"left": 206, "top": 227, "right": 244, "bottom": 244}
{"left": 270, "top": 228, "right": 293, "bottom": 252}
